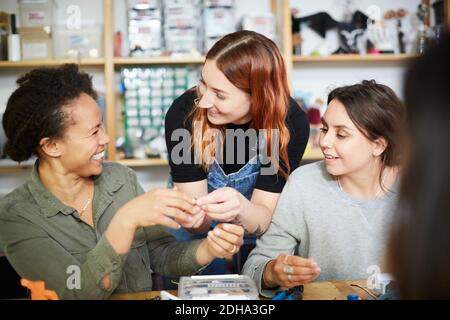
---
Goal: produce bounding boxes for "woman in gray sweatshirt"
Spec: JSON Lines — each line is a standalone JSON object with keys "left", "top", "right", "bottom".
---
{"left": 242, "top": 81, "right": 405, "bottom": 297}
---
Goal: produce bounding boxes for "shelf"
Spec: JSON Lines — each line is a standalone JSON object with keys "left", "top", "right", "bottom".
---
{"left": 293, "top": 54, "right": 417, "bottom": 63}
{"left": 302, "top": 147, "right": 323, "bottom": 161}
{"left": 0, "top": 151, "right": 321, "bottom": 172}
{"left": 0, "top": 165, "right": 33, "bottom": 173}
{"left": 0, "top": 58, "right": 106, "bottom": 68}
{"left": 0, "top": 159, "right": 34, "bottom": 173}
{"left": 116, "top": 149, "right": 324, "bottom": 168}
{"left": 0, "top": 158, "right": 169, "bottom": 173}
{"left": 114, "top": 56, "right": 205, "bottom": 66}
{"left": 117, "top": 158, "right": 169, "bottom": 167}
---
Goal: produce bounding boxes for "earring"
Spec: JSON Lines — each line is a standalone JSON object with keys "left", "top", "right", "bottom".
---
{"left": 194, "top": 98, "right": 200, "bottom": 107}
{"left": 373, "top": 150, "right": 383, "bottom": 157}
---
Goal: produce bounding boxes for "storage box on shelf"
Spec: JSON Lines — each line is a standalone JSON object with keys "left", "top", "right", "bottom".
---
{"left": 18, "top": 0, "right": 53, "bottom": 28}
{"left": 118, "top": 66, "right": 200, "bottom": 161}
{"left": 53, "top": 25, "right": 103, "bottom": 59}
{"left": 18, "top": 26, "right": 52, "bottom": 60}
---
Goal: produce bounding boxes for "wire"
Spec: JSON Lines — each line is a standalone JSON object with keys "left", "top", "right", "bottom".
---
{"left": 350, "top": 284, "right": 380, "bottom": 299}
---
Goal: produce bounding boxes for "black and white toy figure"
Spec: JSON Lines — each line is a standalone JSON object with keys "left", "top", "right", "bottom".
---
{"left": 294, "top": 10, "right": 368, "bottom": 54}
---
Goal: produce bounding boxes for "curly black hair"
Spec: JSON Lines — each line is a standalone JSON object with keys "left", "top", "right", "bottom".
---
{"left": 2, "top": 64, "right": 97, "bottom": 162}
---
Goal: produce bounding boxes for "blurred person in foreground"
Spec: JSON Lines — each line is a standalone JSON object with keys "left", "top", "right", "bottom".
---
{"left": 387, "top": 33, "right": 450, "bottom": 299}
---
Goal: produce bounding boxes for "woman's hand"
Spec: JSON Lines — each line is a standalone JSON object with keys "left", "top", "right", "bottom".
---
{"left": 196, "top": 223, "right": 245, "bottom": 264}
{"left": 178, "top": 203, "right": 207, "bottom": 229}
{"left": 263, "top": 254, "right": 321, "bottom": 289}
{"left": 119, "top": 188, "right": 195, "bottom": 230}
{"left": 196, "top": 187, "right": 248, "bottom": 224}
{"left": 107, "top": 188, "right": 195, "bottom": 255}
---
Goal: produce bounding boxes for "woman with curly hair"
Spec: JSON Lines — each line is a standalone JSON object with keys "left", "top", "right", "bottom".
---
{"left": 0, "top": 64, "right": 244, "bottom": 299}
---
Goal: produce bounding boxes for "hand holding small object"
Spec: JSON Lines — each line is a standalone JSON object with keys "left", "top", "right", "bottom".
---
{"left": 196, "top": 187, "right": 249, "bottom": 223}
{"left": 205, "top": 223, "right": 244, "bottom": 259}
{"left": 264, "top": 254, "right": 321, "bottom": 289}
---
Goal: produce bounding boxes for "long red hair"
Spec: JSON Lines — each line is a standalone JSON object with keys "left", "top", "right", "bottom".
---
{"left": 191, "top": 31, "right": 291, "bottom": 179}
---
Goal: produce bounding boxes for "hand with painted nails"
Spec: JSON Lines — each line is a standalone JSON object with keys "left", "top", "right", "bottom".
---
{"left": 263, "top": 254, "right": 321, "bottom": 289}
{"left": 118, "top": 188, "right": 195, "bottom": 230}
{"left": 195, "top": 187, "right": 248, "bottom": 224}
{"left": 178, "top": 201, "right": 207, "bottom": 229}
{"left": 172, "top": 186, "right": 207, "bottom": 229}
{"left": 201, "top": 223, "right": 245, "bottom": 261}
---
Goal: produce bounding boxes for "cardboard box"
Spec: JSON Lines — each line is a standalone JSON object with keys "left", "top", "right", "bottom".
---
{"left": 19, "top": 26, "right": 52, "bottom": 59}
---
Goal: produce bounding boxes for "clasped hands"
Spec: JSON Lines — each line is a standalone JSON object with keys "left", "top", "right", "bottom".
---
{"left": 180, "top": 187, "right": 248, "bottom": 229}
{"left": 125, "top": 187, "right": 244, "bottom": 259}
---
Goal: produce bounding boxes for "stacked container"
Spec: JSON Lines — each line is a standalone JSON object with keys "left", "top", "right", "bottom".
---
{"left": 163, "top": 0, "right": 202, "bottom": 56}
{"left": 18, "top": 0, "right": 53, "bottom": 59}
{"left": 128, "top": 0, "right": 163, "bottom": 57}
{"left": 120, "top": 67, "right": 199, "bottom": 159}
{"left": 203, "top": 0, "right": 236, "bottom": 52}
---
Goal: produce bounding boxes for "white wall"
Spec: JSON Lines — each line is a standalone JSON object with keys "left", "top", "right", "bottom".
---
{"left": 292, "top": 63, "right": 408, "bottom": 103}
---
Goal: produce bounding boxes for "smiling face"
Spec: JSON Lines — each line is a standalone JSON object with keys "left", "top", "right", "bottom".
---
{"left": 55, "top": 93, "right": 110, "bottom": 177}
{"left": 197, "top": 59, "right": 252, "bottom": 125}
{"left": 319, "top": 99, "right": 387, "bottom": 177}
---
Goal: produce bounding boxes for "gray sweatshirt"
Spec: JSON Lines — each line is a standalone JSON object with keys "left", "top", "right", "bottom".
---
{"left": 242, "top": 161, "right": 398, "bottom": 297}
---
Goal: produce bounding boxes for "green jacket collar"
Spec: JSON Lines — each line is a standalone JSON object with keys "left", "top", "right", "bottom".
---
{"left": 28, "top": 160, "right": 124, "bottom": 218}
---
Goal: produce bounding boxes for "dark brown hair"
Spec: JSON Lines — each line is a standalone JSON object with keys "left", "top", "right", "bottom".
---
{"left": 328, "top": 80, "right": 405, "bottom": 179}
{"left": 387, "top": 34, "right": 450, "bottom": 299}
{"left": 2, "top": 64, "right": 97, "bottom": 162}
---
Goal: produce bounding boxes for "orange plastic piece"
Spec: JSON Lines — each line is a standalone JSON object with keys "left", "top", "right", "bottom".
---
{"left": 20, "top": 278, "right": 59, "bottom": 300}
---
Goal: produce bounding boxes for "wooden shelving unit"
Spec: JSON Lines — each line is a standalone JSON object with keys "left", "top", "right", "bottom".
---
{"left": 0, "top": 152, "right": 323, "bottom": 173}
{"left": 293, "top": 54, "right": 418, "bottom": 63}
{"left": 0, "top": 165, "right": 33, "bottom": 173}
{"left": 447, "top": 0, "right": 450, "bottom": 30}
{"left": 0, "top": 159, "right": 35, "bottom": 173}
{"left": 303, "top": 147, "right": 324, "bottom": 161}
{"left": 0, "top": 158, "right": 169, "bottom": 173}
{"left": 113, "top": 56, "right": 205, "bottom": 66}
{"left": 117, "top": 158, "right": 169, "bottom": 167}
{"left": 0, "top": 58, "right": 105, "bottom": 68}
{"left": 2, "top": 0, "right": 449, "bottom": 171}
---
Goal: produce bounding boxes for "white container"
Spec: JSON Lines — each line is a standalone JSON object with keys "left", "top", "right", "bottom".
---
{"left": 128, "top": 0, "right": 160, "bottom": 11}
{"left": 204, "top": 7, "right": 235, "bottom": 38}
{"left": 53, "top": 25, "right": 102, "bottom": 59}
{"left": 178, "top": 274, "right": 259, "bottom": 300}
{"left": 204, "top": 0, "right": 234, "bottom": 7}
{"left": 19, "top": 27, "right": 52, "bottom": 60}
{"left": 128, "top": 19, "right": 162, "bottom": 56}
{"left": 8, "top": 34, "right": 21, "bottom": 61}
{"left": 242, "top": 14, "right": 277, "bottom": 41}
{"left": 19, "top": 0, "right": 53, "bottom": 28}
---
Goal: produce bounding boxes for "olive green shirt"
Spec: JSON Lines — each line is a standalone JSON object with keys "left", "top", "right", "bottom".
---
{"left": 0, "top": 161, "right": 203, "bottom": 299}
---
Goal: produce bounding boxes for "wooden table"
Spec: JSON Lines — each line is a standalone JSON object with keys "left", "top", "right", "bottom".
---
{"left": 110, "top": 280, "right": 370, "bottom": 300}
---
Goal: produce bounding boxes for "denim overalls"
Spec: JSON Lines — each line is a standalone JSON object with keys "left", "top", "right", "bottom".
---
{"left": 167, "top": 155, "right": 261, "bottom": 275}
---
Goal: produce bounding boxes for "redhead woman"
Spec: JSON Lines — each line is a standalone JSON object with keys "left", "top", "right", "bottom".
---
{"left": 165, "top": 30, "right": 309, "bottom": 273}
